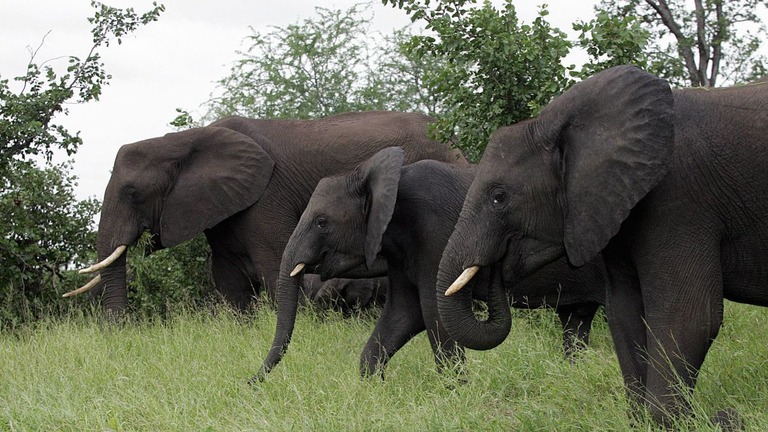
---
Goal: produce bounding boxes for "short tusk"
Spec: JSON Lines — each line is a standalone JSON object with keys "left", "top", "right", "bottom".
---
{"left": 290, "top": 263, "right": 306, "bottom": 277}
{"left": 444, "top": 266, "right": 480, "bottom": 296}
{"left": 63, "top": 274, "right": 102, "bottom": 298}
{"left": 79, "top": 245, "right": 127, "bottom": 274}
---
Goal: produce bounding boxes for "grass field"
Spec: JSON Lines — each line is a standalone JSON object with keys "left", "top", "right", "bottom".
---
{"left": 1, "top": 301, "right": 766, "bottom": 431}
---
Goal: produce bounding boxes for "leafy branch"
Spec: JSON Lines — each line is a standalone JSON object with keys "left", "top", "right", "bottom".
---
{"left": 0, "top": 1, "right": 165, "bottom": 165}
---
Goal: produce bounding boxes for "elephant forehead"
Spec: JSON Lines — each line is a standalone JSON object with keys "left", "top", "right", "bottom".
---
{"left": 310, "top": 178, "right": 362, "bottom": 214}
{"left": 115, "top": 140, "right": 175, "bottom": 174}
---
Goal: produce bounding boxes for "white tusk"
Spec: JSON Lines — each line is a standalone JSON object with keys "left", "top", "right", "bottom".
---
{"left": 289, "top": 263, "right": 306, "bottom": 277}
{"left": 444, "top": 266, "right": 480, "bottom": 296}
{"left": 62, "top": 274, "right": 102, "bottom": 298}
{"left": 78, "top": 245, "right": 127, "bottom": 274}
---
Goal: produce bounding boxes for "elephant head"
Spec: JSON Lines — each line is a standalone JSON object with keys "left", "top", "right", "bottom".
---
{"left": 436, "top": 65, "right": 675, "bottom": 349}
{"left": 70, "top": 126, "right": 275, "bottom": 315}
{"left": 300, "top": 273, "right": 387, "bottom": 315}
{"left": 257, "top": 147, "right": 403, "bottom": 379}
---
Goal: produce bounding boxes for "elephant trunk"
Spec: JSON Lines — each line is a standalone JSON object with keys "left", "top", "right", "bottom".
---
{"left": 255, "top": 257, "right": 303, "bottom": 381}
{"left": 436, "top": 239, "right": 511, "bottom": 350}
{"left": 94, "top": 243, "right": 129, "bottom": 317}
{"left": 91, "top": 200, "right": 139, "bottom": 316}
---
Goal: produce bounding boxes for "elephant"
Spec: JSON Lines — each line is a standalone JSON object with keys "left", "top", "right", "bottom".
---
{"left": 300, "top": 273, "right": 387, "bottom": 315}
{"left": 71, "top": 111, "right": 466, "bottom": 314}
{"left": 435, "top": 65, "right": 768, "bottom": 428}
{"left": 257, "top": 147, "right": 606, "bottom": 381}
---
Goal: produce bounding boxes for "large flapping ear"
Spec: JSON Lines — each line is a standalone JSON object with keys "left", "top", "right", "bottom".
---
{"left": 353, "top": 147, "right": 405, "bottom": 269}
{"left": 538, "top": 65, "right": 675, "bottom": 266}
{"left": 160, "top": 126, "right": 275, "bottom": 247}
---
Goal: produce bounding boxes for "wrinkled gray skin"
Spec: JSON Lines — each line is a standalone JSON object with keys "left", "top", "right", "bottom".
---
{"left": 300, "top": 274, "right": 387, "bottom": 315}
{"left": 258, "top": 147, "right": 605, "bottom": 380}
{"left": 436, "top": 65, "right": 768, "bottom": 428}
{"left": 91, "top": 111, "right": 465, "bottom": 315}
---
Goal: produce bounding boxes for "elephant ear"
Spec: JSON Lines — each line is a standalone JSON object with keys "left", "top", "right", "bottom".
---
{"left": 352, "top": 147, "right": 405, "bottom": 269}
{"left": 539, "top": 65, "right": 675, "bottom": 266}
{"left": 160, "top": 126, "right": 275, "bottom": 247}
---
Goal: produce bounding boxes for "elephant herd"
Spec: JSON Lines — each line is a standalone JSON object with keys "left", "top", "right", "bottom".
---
{"left": 70, "top": 66, "right": 768, "bottom": 429}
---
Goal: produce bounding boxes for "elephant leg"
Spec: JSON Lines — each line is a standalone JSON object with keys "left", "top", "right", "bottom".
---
{"left": 250, "top": 221, "right": 297, "bottom": 306}
{"left": 639, "top": 244, "right": 724, "bottom": 426}
{"left": 360, "top": 271, "right": 424, "bottom": 378}
{"left": 555, "top": 302, "right": 600, "bottom": 360}
{"left": 602, "top": 240, "right": 648, "bottom": 410}
{"left": 210, "top": 246, "right": 256, "bottom": 311}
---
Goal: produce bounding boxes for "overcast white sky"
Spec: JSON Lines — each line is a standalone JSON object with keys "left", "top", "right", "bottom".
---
{"left": 2, "top": 0, "right": 599, "bottom": 204}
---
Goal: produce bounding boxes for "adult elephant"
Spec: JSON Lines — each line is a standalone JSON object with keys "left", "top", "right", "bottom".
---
{"left": 436, "top": 65, "right": 768, "bottom": 428}
{"left": 257, "top": 147, "right": 606, "bottom": 381}
{"left": 71, "top": 111, "right": 466, "bottom": 314}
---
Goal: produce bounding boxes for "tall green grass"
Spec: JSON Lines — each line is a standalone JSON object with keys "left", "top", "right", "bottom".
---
{"left": 0, "top": 301, "right": 766, "bottom": 431}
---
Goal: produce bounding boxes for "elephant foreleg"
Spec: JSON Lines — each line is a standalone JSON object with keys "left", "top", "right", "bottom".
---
{"left": 250, "top": 223, "right": 296, "bottom": 306}
{"left": 602, "top": 240, "right": 648, "bottom": 410}
{"left": 210, "top": 247, "right": 257, "bottom": 311}
{"left": 359, "top": 272, "right": 424, "bottom": 378}
{"left": 639, "top": 243, "right": 724, "bottom": 427}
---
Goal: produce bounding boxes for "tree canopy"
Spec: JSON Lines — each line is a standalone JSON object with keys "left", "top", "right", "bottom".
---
{"left": 0, "top": 1, "right": 165, "bottom": 166}
{"left": 194, "top": 5, "right": 440, "bottom": 125}
{"left": 384, "top": 0, "right": 574, "bottom": 160}
{"left": 589, "top": 0, "right": 768, "bottom": 86}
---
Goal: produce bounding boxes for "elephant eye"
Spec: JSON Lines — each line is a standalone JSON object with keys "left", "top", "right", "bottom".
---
{"left": 124, "top": 185, "right": 139, "bottom": 202}
{"left": 315, "top": 216, "right": 328, "bottom": 231}
{"left": 491, "top": 188, "right": 507, "bottom": 209}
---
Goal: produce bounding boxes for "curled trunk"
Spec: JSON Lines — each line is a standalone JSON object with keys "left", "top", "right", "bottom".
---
{"left": 436, "top": 248, "right": 511, "bottom": 351}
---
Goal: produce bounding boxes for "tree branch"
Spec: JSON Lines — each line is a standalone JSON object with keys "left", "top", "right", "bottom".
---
{"left": 644, "top": 0, "right": 703, "bottom": 85}
{"left": 709, "top": 0, "right": 725, "bottom": 86}
{"left": 693, "top": 0, "right": 710, "bottom": 86}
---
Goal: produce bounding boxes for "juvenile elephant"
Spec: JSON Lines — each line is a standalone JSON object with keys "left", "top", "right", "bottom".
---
{"left": 257, "top": 147, "right": 606, "bottom": 380}
{"left": 71, "top": 111, "right": 465, "bottom": 314}
{"left": 436, "top": 65, "right": 768, "bottom": 428}
{"left": 300, "top": 274, "right": 387, "bottom": 315}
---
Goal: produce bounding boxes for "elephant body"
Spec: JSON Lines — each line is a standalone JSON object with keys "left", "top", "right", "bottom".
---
{"left": 259, "top": 148, "right": 606, "bottom": 380}
{"left": 86, "top": 111, "right": 465, "bottom": 314}
{"left": 436, "top": 66, "right": 768, "bottom": 427}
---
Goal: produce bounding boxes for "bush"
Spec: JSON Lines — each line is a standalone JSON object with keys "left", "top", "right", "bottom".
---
{"left": 126, "top": 233, "right": 219, "bottom": 319}
{"left": 0, "top": 161, "right": 99, "bottom": 329}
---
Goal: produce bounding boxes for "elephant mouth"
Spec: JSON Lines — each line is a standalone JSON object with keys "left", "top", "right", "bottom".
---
{"left": 466, "top": 236, "right": 517, "bottom": 272}
{"left": 449, "top": 237, "right": 520, "bottom": 296}
{"left": 144, "top": 231, "right": 165, "bottom": 255}
{"left": 302, "top": 251, "right": 366, "bottom": 281}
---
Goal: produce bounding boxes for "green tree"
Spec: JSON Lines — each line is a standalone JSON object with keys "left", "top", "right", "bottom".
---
{"left": 182, "top": 4, "right": 445, "bottom": 128}
{"left": 203, "top": 5, "right": 382, "bottom": 121}
{"left": 384, "top": 0, "right": 574, "bottom": 161}
{"left": 573, "top": 11, "right": 652, "bottom": 78}
{"left": 0, "top": 1, "right": 165, "bottom": 166}
{"left": 0, "top": 2, "right": 165, "bottom": 325}
{"left": 0, "top": 161, "right": 100, "bottom": 327}
{"left": 369, "top": 28, "right": 446, "bottom": 116}
{"left": 587, "top": 0, "right": 768, "bottom": 87}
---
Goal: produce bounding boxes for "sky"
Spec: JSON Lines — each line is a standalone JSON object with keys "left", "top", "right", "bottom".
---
{"left": 1, "top": 0, "right": 600, "bottom": 204}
